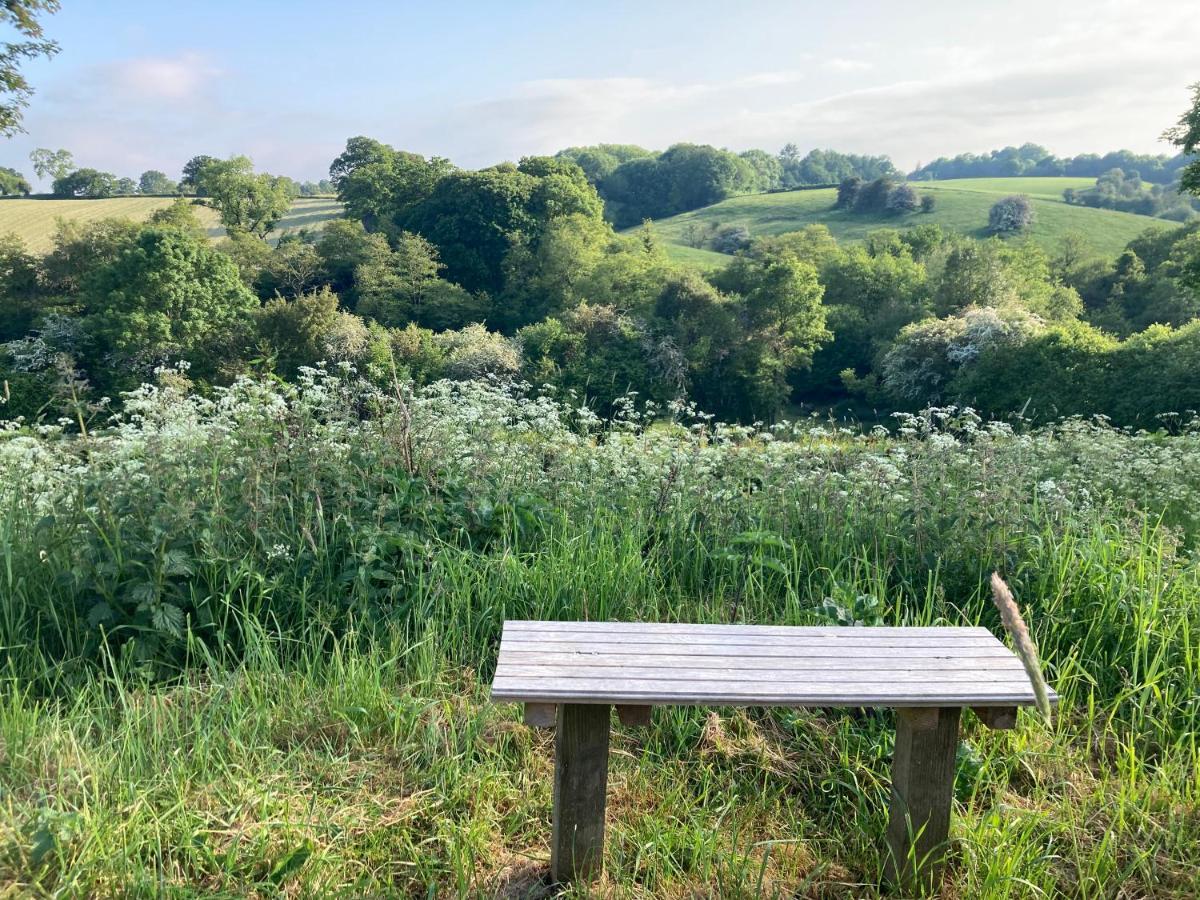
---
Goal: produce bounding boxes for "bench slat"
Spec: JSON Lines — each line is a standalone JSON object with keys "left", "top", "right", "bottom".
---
{"left": 498, "top": 651, "right": 1023, "bottom": 669}
{"left": 504, "top": 621, "right": 994, "bottom": 637}
{"left": 502, "top": 632, "right": 1002, "bottom": 649}
{"left": 495, "top": 665, "right": 1031, "bottom": 684}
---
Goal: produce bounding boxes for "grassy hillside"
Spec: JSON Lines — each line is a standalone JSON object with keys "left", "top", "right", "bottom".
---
{"left": 649, "top": 177, "right": 1178, "bottom": 263}
{"left": 0, "top": 196, "right": 344, "bottom": 252}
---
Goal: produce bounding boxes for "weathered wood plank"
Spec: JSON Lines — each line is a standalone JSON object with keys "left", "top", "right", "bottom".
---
{"left": 500, "top": 642, "right": 1017, "bottom": 660}
{"left": 505, "top": 621, "right": 994, "bottom": 637}
{"left": 551, "top": 703, "right": 610, "bottom": 883}
{"left": 523, "top": 702, "right": 556, "bottom": 727}
{"left": 502, "top": 633, "right": 1004, "bottom": 650}
{"left": 496, "top": 665, "right": 1030, "bottom": 684}
{"left": 500, "top": 651, "right": 1025, "bottom": 670}
{"left": 886, "top": 707, "right": 960, "bottom": 892}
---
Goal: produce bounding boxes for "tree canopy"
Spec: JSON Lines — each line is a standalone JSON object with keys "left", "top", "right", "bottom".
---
{"left": 0, "top": 1, "right": 59, "bottom": 135}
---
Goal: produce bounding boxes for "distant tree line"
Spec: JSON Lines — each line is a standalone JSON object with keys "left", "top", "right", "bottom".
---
{"left": 2, "top": 147, "right": 334, "bottom": 201}
{"left": 555, "top": 144, "right": 897, "bottom": 227}
{"left": 910, "top": 143, "right": 1195, "bottom": 183}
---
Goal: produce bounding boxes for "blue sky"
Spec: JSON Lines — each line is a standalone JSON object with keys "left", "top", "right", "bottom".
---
{"left": 2, "top": 0, "right": 1197, "bottom": 187}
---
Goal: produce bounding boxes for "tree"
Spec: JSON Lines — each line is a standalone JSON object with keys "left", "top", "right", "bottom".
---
{"left": 195, "top": 156, "right": 297, "bottom": 237}
{"left": 933, "top": 241, "right": 1013, "bottom": 314}
{"left": 0, "top": 166, "right": 31, "bottom": 195}
{"left": 329, "top": 137, "right": 454, "bottom": 232}
{"left": 0, "top": 233, "right": 41, "bottom": 340}
{"left": 51, "top": 168, "right": 118, "bottom": 198}
{"left": 554, "top": 144, "right": 652, "bottom": 184}
{"left": 255, "top": 238, "right": 324, "bottom": 299}
{"left": 355, "top": 230, "right": 486, "bottom": 330}
{"left": 987, "top": 195, "right": 1036, "bottom": 234}
{"left": 1165, "top": 82, "right": 1200, "bottom": 197}
{"left": 597, "top": 143, "right": 756, "bottom": 226}
{"left": 835, "top": 176, "right": 863, "bottom": 209}
{"left": 853, "top": 177, "right": 895, "bottom": 213}
{"left": 711, "top": 250, "right": 830, "bottom": 418}
{"left": 80, "top": 225, "right": 258, "bottom": 384}
{"left": 139, "top": 170, "right": 178, "bottom": 195}
{"left": 29, "top": 147, "right": 72, "bottom": 182}
{"left": 739, "top": 149, "right": 783, "bottom": 191}
{"left": 180, "top": 155, "right": 217, "bottom": 194}
{"left": 314, "top": 218, "right": 391, "bottom": 303}
{"left": 399, "top": 158, "right": 605, "bottom": 297}
{"left": 519, "top": 304, "right": 673, "bottom": 412}
{"left": 0, "top": 2, "right": 59, "bottom": 136}
{"left": 256, "top": 287, "right": 359, "bottom": 377}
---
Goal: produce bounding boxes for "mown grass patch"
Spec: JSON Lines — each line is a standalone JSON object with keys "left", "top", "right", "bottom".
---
{"left": 0, "top": 196, "right": 344, "bottom": 252}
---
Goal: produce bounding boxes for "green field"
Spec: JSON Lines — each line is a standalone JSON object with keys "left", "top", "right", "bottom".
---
{"left": 649, "top": 177, "right": 1177, "bottom": 263}
{"left": 0, "top": 196, "right": 344, "bottom": 252}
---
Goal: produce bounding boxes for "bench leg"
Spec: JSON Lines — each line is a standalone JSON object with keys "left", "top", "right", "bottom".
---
{"left": 885, "top": 706, "right": 960, "bottom": 892}
{"left": 551, "top": 703, "right": 611, "bottom": 883}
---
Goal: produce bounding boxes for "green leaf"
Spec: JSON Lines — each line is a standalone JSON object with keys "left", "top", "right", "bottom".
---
{"left": 151, "top": 603, "right": 184, "bottom": 638}
{"left": 162, "top": 549, "right": 194, "bottom": 577}
{"left": 268, "top": 840, "right": 313, "bottom": 885}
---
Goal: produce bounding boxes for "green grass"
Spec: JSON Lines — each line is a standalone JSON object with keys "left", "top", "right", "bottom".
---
{"left": 649, "top": 177, "right": 1178, "bottom": 264}
{"left": 661, "top": 241, "right": 729, "bottom": 269}
{"left": 1, "top": 378, "right": 1198, "bottom": 896}
{"left": 0, "top": 196, "right": 344, "bottom": 252}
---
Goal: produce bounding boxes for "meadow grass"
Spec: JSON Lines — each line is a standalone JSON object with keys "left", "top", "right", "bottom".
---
{"left": 646, "top": 178, "right": 1175, "bottom": 265}
{"left": 1, "top": 376, "right": 1198, "bottom": 896}
{"left": 0, "top": 197, "right": 344, "bottom": 252}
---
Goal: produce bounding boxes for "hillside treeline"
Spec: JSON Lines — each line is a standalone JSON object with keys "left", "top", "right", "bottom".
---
{"left": 910, "top": 143, "right": 1194, "bottom": 183}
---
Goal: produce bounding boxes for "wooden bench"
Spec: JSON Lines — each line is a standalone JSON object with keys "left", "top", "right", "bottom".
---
{"left": 491, "top": 620, "right": 1056, "bottom": 891}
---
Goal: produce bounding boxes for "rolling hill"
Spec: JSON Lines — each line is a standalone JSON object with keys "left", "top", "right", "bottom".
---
{"left": 0, "top": 196, "right": 344, "bottom": 253}
{"left": 647, "top": 177, "right": 1180, "bottom": 264}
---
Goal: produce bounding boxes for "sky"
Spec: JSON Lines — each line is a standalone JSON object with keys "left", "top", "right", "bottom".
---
{"left": 1, "top": 0, "right": 1198, "bottom": 188}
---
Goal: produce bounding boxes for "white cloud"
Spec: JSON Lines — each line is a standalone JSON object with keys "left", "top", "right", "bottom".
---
{"left": 824, "top": 58, "right": 872, "bottom": 73}
{"left": 100, "top": 52, "right": 223, "bottom": 103}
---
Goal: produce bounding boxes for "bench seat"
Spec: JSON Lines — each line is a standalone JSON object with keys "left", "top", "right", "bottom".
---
{"left": 493, "top": 620, "right": 1054, "bottom": 708}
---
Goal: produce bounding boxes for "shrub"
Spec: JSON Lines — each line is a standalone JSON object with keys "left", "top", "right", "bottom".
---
{"left": 920, "top": 194, "right": 936, "bottom": 213}
{"left": 988, "top": 194, "right": 1036, "bottom": 234}
{"left": 886, "top": 183, "right": 920, "bottom": 214}
{"left": 711, "top": 224, "right": 751, "bottom": 254}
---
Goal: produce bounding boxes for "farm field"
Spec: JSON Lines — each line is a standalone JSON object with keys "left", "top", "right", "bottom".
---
{"left": 0, "top": 196, "right": 344, "bottom": 252}
{"left": 647, "top": 177, "right": 1176, "bottom": 262}
{"left": 1, "top": 378, "right": 1198, "bottom": 896}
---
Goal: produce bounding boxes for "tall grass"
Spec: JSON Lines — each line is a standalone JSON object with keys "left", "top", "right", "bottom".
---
{"left": 1, "top": 373, "right": 1198, "bottom": 895}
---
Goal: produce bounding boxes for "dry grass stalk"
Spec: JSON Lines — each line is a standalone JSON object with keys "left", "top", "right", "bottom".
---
{"left": 990, "top": 571, "right": 1052, "bottom": 724}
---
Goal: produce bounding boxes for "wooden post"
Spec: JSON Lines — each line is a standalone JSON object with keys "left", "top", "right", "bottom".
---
{"left": 551, "top": 703, "right": 611, "bottom": 883}
{"left": 885, "top": 706, "right": 960, "bottom": 892}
